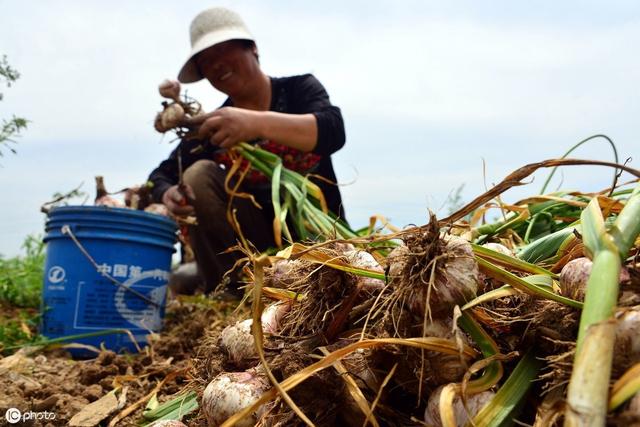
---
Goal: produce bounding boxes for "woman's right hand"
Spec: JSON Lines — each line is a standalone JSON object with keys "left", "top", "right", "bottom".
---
{"left": 162, "top": 185, "right": 196, "bottom": 216}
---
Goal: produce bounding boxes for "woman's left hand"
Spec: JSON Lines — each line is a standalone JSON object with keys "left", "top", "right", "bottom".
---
{"left": 190, "top": 107, "right": 261, "bottom": 149}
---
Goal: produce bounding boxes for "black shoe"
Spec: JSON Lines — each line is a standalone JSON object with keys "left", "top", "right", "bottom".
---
{"left": 168, "top": 262, "right": 203, "bottom": 295}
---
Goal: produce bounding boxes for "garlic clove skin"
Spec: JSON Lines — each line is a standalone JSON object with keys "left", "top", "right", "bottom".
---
{"left": 202, "top": 369, "right": 271, "bottom": 427}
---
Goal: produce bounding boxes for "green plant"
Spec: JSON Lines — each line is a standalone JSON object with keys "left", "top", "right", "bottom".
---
{"left": 0, "top": 54, "right": 28, "bottom": 156}
{"left": 0, "top": 234, "right": 45, "bottom": 308}
{"left": 0, "top": 234, "right": 45, "bottom": 351}
{"left": 142, "top": 391, "right": 199, "bottom": 425}
{"left": 0, "top": 307, "right": 41, "bottom": 352}
{"left": 235, "top": 142, "right": 357, "bottom": 246}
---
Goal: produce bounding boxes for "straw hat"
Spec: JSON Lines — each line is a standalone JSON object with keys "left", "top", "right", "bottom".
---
{"left": 177, "top": 7, "right": 254, "bottom": 83}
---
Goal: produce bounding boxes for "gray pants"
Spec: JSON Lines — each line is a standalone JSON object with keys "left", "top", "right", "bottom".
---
{"left": 183, "top": 160, "right": 275, "bottom": 292}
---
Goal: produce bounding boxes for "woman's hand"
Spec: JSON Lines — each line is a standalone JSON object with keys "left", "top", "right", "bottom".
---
{"left": 162, "top": 185, "right": 196, "bottom": 216}
{"left": 190, "top": 107, "right": 261, "bottom": 149}
{"left": 187, "top": 107, "right": 318, "bottom": 152}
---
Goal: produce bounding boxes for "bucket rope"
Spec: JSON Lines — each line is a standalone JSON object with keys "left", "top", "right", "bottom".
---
{"left": 61, "top": 225, "right": 161, "bottom": 307}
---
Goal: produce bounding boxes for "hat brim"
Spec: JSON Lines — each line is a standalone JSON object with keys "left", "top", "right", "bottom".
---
{"left": 177, "top": 28, "right": 254, "bottom": 83}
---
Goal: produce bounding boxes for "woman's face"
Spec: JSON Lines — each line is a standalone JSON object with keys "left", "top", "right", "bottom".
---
{"left": 195, "top": 40, "right": 260, "bottom": 97}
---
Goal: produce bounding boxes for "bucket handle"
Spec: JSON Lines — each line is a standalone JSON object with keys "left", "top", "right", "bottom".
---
{"left": 60, "top": 225, "right": 161, "bottom": 308}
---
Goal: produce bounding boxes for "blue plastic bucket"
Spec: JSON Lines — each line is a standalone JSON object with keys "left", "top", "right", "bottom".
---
{"left": 41, "top": 206, "right": 177, "bottom": 357}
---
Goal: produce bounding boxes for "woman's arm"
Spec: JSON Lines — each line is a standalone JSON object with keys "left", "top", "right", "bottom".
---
{"left": 192, "top": 74, "right": 344, "bottom": 153}
{"left": 195, "top": 107, "right": 318, "bottom": 152}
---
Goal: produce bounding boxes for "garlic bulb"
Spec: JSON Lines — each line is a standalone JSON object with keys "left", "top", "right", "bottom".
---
{"left": 423, "top": 319, "right": 471, "bottom": 385}
{"left": 261, "top": 302, "right": 290, "bottom": 334}
{"left": 220, "top": 303, "right": 290, "bottom": 366}
{"left": 95, "top": 196, "right": 125, "bottom": 208}
{"left": 220, "top": 319, "right": 255, "bottom": 367}
{"left": 615, "top": 307, "right": 640, "bottom": 362}
{"left": 389, "top": 235, "right": 478, "bottom": 318}
{"left": 144, "top": 203, "right": 170, "bottom": 217}
{"left": 265, "top": 259, "right": 299, "bottom": 288}
{"left": 160, "top": 103, "right": 185, "bottom": 131}
{"left": 386, "top": 244, "right": 408, "bottom": 280}
{"left": 629, "top": 392, "right": 640, "bottom": 418}
{"left": 344, "top": 248, "right": 385, "bottom": 289}
{"left": 482, "top": 242, "right": 514, "bottom": 257}
{"left": 202, "top": 369, "right": 270, "bottom": 427}
{"left": 158, "top": 79, "right": 181, "bottom": 101}
{"left": 424, "top": 385, "right": 495, "bottom": 426}
{"left": 148, "top": 421, "right": 187, "bottom": 427}
{"left": 560, "top": 257, "right": 630, "bottom": 301}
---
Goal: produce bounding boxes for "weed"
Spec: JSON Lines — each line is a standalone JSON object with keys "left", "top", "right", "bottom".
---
{"left": 0, "top": 234, "right": 44, "bottom": 308}
{"left": 0, "top": 234, "right": 45, "bottom": 351}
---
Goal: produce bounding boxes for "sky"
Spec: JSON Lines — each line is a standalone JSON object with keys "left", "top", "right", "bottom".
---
{"left": 1, "top": 0, "right": 639, "bottom": 257}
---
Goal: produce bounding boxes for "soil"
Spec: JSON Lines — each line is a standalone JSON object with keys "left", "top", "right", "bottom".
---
{"left": 0, "top": 296, "right": 236, "bottom": 427}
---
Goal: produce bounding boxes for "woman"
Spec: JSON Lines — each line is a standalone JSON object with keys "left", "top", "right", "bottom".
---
{"left": 148, "top": 7, "right": 347, "bottom": 295}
